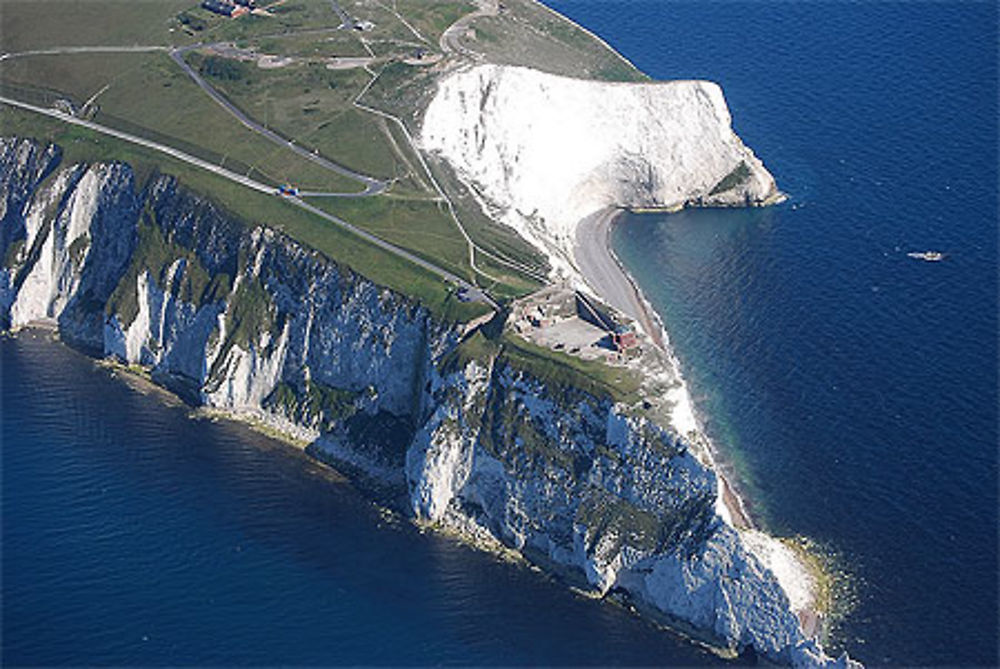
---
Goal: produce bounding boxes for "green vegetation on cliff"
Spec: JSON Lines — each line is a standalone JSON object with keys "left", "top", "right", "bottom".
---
{"left": 106, "top": 206, "right": 216, "bottom": 327}
{"left": 500, "top": 334, "right": 641, "bottom": 404}
{"left": 264, "top": 380, "right": 359, "bottom": 432}
{"left": 2, "top": 106, "right": 485, "bottom": 322}
{"left": 709, "top": 160, "right": 751, "bottom": 196}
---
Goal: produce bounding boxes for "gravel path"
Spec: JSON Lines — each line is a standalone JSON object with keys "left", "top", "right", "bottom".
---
{"left": 573, "top": 207, "right": 664, "bottom": 349}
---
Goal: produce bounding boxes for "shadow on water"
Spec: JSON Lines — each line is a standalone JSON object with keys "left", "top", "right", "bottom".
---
{"left": 2, "top": 333, "right": 727, "bottom": 666}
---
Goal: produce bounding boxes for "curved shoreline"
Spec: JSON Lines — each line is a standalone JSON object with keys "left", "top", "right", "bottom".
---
{"left": 574, "top": 206, "right": 831, "bottom": 639}
{"left": 573, "top": 206, "right": 755, "bottom": 530}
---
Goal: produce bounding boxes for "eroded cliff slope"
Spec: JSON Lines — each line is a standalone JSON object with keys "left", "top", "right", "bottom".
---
{"left": 0, "top": 137, "right": 850, "bottom": 667}
{"left": 418, "top": 64, "right": 782, "bottom": 276}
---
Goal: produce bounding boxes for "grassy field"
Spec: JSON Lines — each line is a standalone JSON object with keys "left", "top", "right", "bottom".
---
{"left": 0, "top": 0, "right": 196, "bottom": 51}
{"left": 307, "top": 190, "right": 545, "bottom": 303}
{"left": 191, "top": 54, "right": 416, "bottom": 182}
{"left": 458, "top": 0, "right": 648, "bottom": 82}
{"left": 0, "top": 51, "right": 363, "bottom": 192}
{"left": 248, "top": 31, "right": 370, "bottom": 59}
{"left": 389, "top": 0, "right": 477, "bottom": 43}
{"left": 1, "top": 105, "right": 489, "bottom": 323}
{"left": 307, "top": 194, "right": 474, "bottom": 284}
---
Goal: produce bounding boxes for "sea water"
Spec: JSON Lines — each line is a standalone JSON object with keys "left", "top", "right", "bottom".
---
{"left": 3, "top": 2, "right": 996, "bottom": 666}
{"left": 1, "top": 332, "right": 717, "bottom": 665}
{"left": 544, "top": 1, "right": 997, "bottom": 664}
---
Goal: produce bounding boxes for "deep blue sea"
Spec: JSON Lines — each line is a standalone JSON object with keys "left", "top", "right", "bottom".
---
{"left": 547, "top": 0, "right": 998, "bottom": 665}
{"left": 2, "top": 2, "right": 997, "bottom": 667}
{"left": 2, "top": 332, "right": 718, "bottom": 666}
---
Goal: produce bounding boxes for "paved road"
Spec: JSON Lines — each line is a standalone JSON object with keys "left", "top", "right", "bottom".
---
{"left": 0, "top": 45, "right": 167, "bottom": 61}
{"left": 0, "top": 95, "right": 495, "bottom": 308}
{"left": 1, "top": 43, "right": 387, "bottom": 196}
{"left": 328, "top": 0, "right": 354, "bottom": 29}
{"left": 1, "top": 95, "right": 275, "bottom": 194}
{"left": 170, "top": 45, "right": 386, "bottom": 196}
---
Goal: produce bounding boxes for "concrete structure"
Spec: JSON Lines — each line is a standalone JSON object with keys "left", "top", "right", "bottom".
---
{"left": 201, "top": 0, "right": 235, "bottom": 17}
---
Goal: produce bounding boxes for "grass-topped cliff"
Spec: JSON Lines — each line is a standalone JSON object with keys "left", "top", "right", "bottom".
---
{"left": 0, "top": 0, "right": 644, "bottom": 319}
{"left": 0, "top": 4, "right": 848, "bottom": 661}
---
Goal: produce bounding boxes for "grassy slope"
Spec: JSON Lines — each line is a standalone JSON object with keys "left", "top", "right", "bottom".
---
{"left": 388, "top": 0, "right": 476, "bottom": 43}
{"left": 442, "top": 330, "right": 642, "bottom": 405}
{"left": 461, "top": 0, "right": 648, "bottom": 82}
{"left": 0, "top": 51, "right": 361, "bottom": 192}
{"left": 500, "top": 333, "right": 642, "bottom": 405}
{"left": 0, "top": 0, "right": 196, "bottom": 50}
{"left": 1, "top": 106, "right": 488, "bottom": 323}
{"left": 308, "top": 195, "right": 473, "bottom": 283}
{"left": 191, "top": 55, "right": 408, "bottom": 181}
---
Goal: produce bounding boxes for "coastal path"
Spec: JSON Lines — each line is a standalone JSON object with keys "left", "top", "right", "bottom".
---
{"left": 169, "top": 45, "right": 387, "bottom": 197}
{"left": 0, "top": 95, "right": 496, "bottom": 309}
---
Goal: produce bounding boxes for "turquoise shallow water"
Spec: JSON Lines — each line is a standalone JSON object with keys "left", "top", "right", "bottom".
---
{"left": 545, "top": 0, "right": 998, "bottom": 664}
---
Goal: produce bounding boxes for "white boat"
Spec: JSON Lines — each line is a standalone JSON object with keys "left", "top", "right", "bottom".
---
{"left": 906, "top": 251, "right": 945, "bottom": 262}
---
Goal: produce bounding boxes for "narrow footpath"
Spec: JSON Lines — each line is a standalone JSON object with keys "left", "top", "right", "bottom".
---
{"left": 0, "top": 95, "right": 494, "bottom": 308}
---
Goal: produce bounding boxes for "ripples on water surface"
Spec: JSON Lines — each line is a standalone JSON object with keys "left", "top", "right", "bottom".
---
{"left": 545, "top": 0, "right": 996, "bottom": 665}
{"left": 3, "top": 2, "right": 997, "bottom": 667}
{"left": 2, "top": 333, "right": 718, "bottom": 666}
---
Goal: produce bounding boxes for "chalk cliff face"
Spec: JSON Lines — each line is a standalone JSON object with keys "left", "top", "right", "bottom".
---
{"left": 418, "top": 64, "right": 781, "bottom": 275}
{"left": 0, "top": 138, "right": 443, "bottom": 480}
{"left": 0, "top": 138, "right": 851, "bottom": 667}
{"left": 407, "top": 354, "right": 812, "bottom": 660}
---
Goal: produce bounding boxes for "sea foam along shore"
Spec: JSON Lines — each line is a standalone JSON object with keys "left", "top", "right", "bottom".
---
{"left": 573, "top": 205, "right": 824, "bottom": 636}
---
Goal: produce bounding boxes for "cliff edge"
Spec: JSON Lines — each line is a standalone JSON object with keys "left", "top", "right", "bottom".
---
{"left": 0, "top": 138, "right": 853, "bottom": 666}
{"left": 419, "top": 64, "right": 783, "bottom": 278}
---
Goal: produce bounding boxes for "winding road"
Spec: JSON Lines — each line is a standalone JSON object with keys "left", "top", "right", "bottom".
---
{"left": 1, "top": 94, "right": 275, "bottom": 194}
{"left": 0, "top": 94, "right": 494, "bottom": 308}
{"left": 169, "top": 45, "right": 386, "bottom": 196}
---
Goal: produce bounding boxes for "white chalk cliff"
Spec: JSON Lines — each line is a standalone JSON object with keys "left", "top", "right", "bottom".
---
{"left": 0, "top": 138, "right": 856, "bottom": 667}
{"left": 419, "top": 64, "right": 782, "bottom": 276}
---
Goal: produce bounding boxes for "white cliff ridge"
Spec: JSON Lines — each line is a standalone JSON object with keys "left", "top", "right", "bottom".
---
{"left": 414, "top": 66, "right": 854, "bottom": 665}
{"left": 0, "top": 137, "right": 855, "bottom": 667}
{"left": 418, "top": 64, "right": 783, "bottom": 277}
